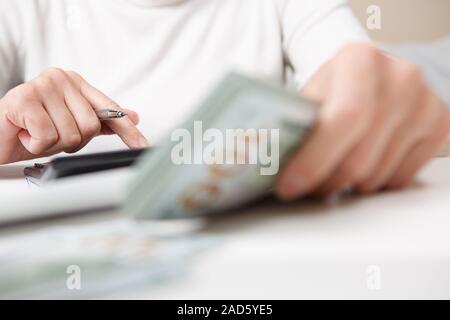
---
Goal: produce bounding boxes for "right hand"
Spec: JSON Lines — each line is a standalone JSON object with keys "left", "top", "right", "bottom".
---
{"left": 0, "top": 68, "right": 149, "bottom": 164}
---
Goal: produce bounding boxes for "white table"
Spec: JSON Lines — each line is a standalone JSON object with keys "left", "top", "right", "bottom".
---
{"left": 1, "top": 158, "right": 450, "bottom": 299}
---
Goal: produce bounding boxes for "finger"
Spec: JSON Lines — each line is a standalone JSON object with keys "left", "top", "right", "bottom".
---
{"left": 4, "top": 90, "right": 59, "bottom": 155}
{"left": 357, "top": 90, "right": 442, "bottom": 193}
{"left": 312, "top": 167, "right": 351, "bottom": 197}
{"left": 100, "top": 108, "right": 139, "bottom": 135}
{"left": 386, "top": 107, "right": 450, "bottom": 189}
{"left": 122, "top": 108, "right": 140, "bottom": 125}
{"left": 276, "top": 44, "right": 382, "bottom": 200}
{"left": 315, "top": 59, "right": 425, "bottom": 196}
{"left": 0, "top": 85, "right": 56, "bottom": 155}
{"left": 66, "top": 71, "right": 149, "bottom": 148}
{"left": 63, "top": 75, "right": 102, "bottom": 143}
{"left": 30, "top": 76, "right": 82, "bottom": 153}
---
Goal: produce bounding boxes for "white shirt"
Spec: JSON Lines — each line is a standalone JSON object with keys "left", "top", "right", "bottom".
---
{"left": 0, "top": 0, "right": 368, "bottom": 152}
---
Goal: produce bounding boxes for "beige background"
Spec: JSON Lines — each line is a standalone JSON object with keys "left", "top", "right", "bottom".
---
{"left": 348, "top": 0, "right": 450, "bottom": 43}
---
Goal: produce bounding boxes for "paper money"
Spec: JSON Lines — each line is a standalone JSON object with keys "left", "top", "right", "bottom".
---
{"left": 0, "top": 220, "right": 213, "bottom": 298}
{"left": 125, "top": 73, "right": 318, "bottom": 219}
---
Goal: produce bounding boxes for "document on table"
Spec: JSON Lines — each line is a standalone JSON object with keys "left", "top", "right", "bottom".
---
{"left": 0, "top": 166, "right": 134, "bottom": 225}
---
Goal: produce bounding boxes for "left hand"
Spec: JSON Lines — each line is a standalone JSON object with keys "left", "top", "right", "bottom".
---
{"left": 277, "top": 43, "right": 450, "bottom": 200}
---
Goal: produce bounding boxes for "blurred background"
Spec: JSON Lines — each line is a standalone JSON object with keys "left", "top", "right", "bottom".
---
{"left": 349, "top": 0, "right": 450, "bottom": 43}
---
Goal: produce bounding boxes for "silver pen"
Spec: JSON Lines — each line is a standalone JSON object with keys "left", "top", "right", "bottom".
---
{"left": 95, "top": 109, "right": 127, "bottom": 120}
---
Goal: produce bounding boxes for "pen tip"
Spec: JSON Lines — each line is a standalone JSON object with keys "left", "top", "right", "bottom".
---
{"left": 117, "top": 111, "right": 126, "bottom": 118}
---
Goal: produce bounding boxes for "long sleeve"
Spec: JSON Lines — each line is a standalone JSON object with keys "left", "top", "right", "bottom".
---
{"left": 0, "top": 0, "right": 25, "bottom": 97}
{"left": 274, "top": 0, "right": 369, "bottom": 87}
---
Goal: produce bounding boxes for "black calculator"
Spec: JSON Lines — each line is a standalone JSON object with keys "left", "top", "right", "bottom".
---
{"left": 24, "top": 148, "right": 149, "bottom": 185}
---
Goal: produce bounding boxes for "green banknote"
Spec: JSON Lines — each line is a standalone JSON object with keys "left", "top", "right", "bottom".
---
{"left": 125, "top": 73, "right": 318, "bottom": 219}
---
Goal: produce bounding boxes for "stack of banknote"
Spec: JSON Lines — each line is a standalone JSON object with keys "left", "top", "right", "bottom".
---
{"left": 126, "top": 73, "right": 318, "bottom": 220}
{"left": 0, "top": 220, "right": 212, "bottom": 298}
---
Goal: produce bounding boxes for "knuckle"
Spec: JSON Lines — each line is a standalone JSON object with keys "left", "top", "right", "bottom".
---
{"left": 358, "top": 45, "right": 382, "bottom": 65}
{"left": 27, "top": 132, "right": 58, "bottom": 155}
{"left": 3, "top": 98, "right": 25, "bottom": 124}
{"left": 44, "top": 133, "right": 59, "bottom": 146}
{"left": 63, "top": 133, "right": 82, "bottom": 149}
{"left": 33, "top": 75, "right": 55, "bottom": 93}
{"left": 334, "top": 106, "right": 357, "bottom": 124}
{"left": 341, "top": 43, "right": 381, "bottom": 68}
{"left": 392, "top": 63, "right": 425, "bottom": 115}
{"left": 80, "top": 119, "right": 101, "bottom": 137}
{"left": 40, "top": 67, "right": 68, "bottom": 83}
{"left": 334, "top": 101, "right": 366, "bottom": 127}
{"left": 30, "top": 118, "right": 59, "bottom": 145}
{"left": 15, "top": 84, "right": 39, "bottom": 104}
{"left": 37, "top": 133, "right": 59, "bottom": 149}
{"left": 65, "top": 70, "right": 83, "bottom": 84}
{"left": 397, "top": 62, "right": 422, "bottom": 84}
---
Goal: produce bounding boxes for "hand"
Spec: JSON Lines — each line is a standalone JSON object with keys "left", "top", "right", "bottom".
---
{"left": 277, "top": 43, "right": 450, "bottom": 200}
{"left": 0, "top": 68, "right": 149, "bottom": 164}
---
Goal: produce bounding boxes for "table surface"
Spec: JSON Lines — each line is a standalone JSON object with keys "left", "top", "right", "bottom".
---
{"left": 1, "top": 158, "right": 450, "bottom": 299}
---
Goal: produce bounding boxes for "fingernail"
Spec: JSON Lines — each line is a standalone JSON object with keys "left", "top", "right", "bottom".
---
{"left": 139, "top": 137, "right": 149, "bottom": 148}
{"left": 277, "top": 175, "right": 307, "bottom": 201}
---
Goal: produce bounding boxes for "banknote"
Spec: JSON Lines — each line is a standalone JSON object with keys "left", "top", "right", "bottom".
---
{"left": 125, "top": 73, "right": 318, "bottom": 219}
{"left": 0, "top": 220, "right": 212, "bottom": 298}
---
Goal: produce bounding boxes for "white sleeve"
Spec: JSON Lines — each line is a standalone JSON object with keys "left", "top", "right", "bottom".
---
{"left": 0, "top": 0, "right": 24, "bottom": 97}
{"left": 275, "top": 0, "right": 370, "bottom": 87}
